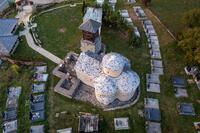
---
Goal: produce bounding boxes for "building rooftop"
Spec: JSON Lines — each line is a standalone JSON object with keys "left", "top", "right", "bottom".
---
{"left": 79, "top": 19, "right": 101, "bottom": 33}
{"left": 83, "top": 7, "right": 102, "bottom": 23}
{"left": 0, "top": 35, "right": 18, "bottom": 55}
{"left": 0, "top": 18, "right": 18, "bottom": 36}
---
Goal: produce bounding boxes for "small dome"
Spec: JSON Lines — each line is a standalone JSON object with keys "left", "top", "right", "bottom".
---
{"left": 102, "top": 53, "right": 129, "bottom": 77}
{"left": 116, "top": 71, "right": 140, "bottom": 101}
{"left": 94, "top": 74, "right": 117, "bottom": 105}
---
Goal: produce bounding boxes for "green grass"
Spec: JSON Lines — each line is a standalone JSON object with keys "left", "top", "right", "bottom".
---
{"left": 33, "top": 3, "right": 150, "bottom": 133}
{"left": 144, "top": 7, "right": 200, "bottom": 133}
{"left": 35, "top": 5, "right": 83, "bottom": 58}
{"left": 150, "top": 0, "right": 200, "bottom": 35}
{"left": 0, "top": 65, "right": 33, "bottom": 133}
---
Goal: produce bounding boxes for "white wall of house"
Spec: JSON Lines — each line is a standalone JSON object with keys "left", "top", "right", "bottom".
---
{"left": 0, "top": 0, "right": 9, "bottom": 13}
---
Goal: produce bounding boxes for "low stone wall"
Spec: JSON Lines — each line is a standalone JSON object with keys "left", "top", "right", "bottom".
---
{"left": 104, "top": 88, "right": 141, "bottom": 111}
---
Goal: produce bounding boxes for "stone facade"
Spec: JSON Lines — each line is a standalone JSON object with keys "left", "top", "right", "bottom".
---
{"left": 74, "top": 52, "right": 140, "bottom": 105}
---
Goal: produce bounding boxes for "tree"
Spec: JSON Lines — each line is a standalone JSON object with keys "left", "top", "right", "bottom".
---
{"left": 128, "top": 29, "right": 141, "bottom": 47}
{"left": 178, "top": 28, "right": 200, "bottom": 64}
{"left": 103, "top": 3, "right": 127, "bottom": 29}
{"left": 82, "top": 0, "right": 87, "bottom": 16}
{"left": 178, "top": 9, "right": 200, "bottom": 65}
{"left": 182, "top": 9, "right": 200, "bottom": 28}
{"left": 141, "top": 0, "right": 152, "bottom": 7}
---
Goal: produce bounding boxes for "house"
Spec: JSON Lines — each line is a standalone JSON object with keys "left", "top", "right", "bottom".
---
{"left": 0, "top": 19, "right": 19, "bottom": 36}
{"left": 0, "top": 18, "right": 19, "bottom": 56}
{"left": 0, "top": 35, "right": 19, "bottom": 56}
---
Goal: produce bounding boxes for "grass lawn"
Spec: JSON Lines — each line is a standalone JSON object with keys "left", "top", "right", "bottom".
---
{"left": 34, "top": 2, "right": 150, "bottom": 133}
{"left": 35, "top": 5, "right": 82, "bottom": 58}
{"left": 0, "top": 65, "right": 33, "bottom": 133}
{"left": 144, "top": 7, "right": 200, "bottom": 133}
{"left": 150, "top": 0, "right": 200, "bottom": 35}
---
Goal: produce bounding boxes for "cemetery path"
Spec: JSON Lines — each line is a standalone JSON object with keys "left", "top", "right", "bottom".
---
{"left": 17, "top": 2, "right": 83, "bottom": 65}
{"left": 18, "top": 7, "right": 63, "bottom": 64}
{"left": 24, "top": 27, "right": 63, "bottom": 64}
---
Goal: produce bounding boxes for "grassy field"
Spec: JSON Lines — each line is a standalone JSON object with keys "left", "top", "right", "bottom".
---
{"left": 1, "top": 1, "right": 200, "bottom": 133}
{"left": 35, "top": 4, "right": 83, "bottom": 58}
{"left": 34, "top": 3, "right": 150, "bottom": 133}
{"left": 144, "top": 7, "right": 200, "bottom": 133}
{"left": 150, "top": 0, "right": 200, "bottom": 35}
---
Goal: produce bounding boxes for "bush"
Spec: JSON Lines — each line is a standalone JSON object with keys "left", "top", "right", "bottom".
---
{"left": 178, "top": 28, "right": 200, "bottom": 64}
{"left": 178, "top": 9, "right": 200, "bottom": 65}
{"left": 128, "top": 29, "right": 141, "bottom": 48}
{"left": 102, "top": 3, "right": 127, "bottom": 29}
{"left": 182, "top": 9, "right": 200, "bottom": 28}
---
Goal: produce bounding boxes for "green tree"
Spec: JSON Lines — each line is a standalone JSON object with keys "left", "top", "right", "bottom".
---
{"left": 182, "top": 9, "right": 200, "bottom": 28}
{"left": 103, "top": 3, "right": 127, "bottom": 29}
{"left": 178, "top": 28, "right": 200, "bottom": 64}
{"left": 128, "top": 28, "right": 141, "bottom": 47}
{"left": 82, "top": 0, "right": 87, "bottom": 16}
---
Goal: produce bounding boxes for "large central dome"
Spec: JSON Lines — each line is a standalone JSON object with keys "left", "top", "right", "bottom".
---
{"left": 102, "top": 52, "right": 130, "bottom": 77}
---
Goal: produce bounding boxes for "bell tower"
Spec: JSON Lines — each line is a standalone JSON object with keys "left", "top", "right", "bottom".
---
{"left": 79, "top": 19, "right": 102, "bottom": 54}
{"left": 79, "top": 7, "right": 102, "bottom": 54}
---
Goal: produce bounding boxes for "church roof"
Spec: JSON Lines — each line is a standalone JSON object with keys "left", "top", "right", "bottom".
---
{"left": 83, "top": 7, "right": 102, "bottom": 23}
{"left": 79, "top": 19, "right": 101, "bottom": 33}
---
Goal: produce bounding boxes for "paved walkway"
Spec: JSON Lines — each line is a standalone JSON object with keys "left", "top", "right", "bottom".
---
{"left": 17, "top": 5, "right": 63, "bottom": 64}
{"left": 24, "top": 27, "right": 63, "bottom": 64}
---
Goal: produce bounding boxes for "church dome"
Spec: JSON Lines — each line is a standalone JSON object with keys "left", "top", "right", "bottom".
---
{"left": 94, "top": 74, "right": 117, "bottom": 105}
{"left": 116, "top": 71, "right": 140, "bottom": 101}
{"left": 102, "top": 52, "right": 130, "bottom": 77}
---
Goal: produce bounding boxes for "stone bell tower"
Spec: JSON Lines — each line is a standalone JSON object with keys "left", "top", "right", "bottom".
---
{"left": 79, "top": 7, "right": 102, "bottom": 54}
{"left": 79, "top": 19, "right": 102, "bottom": 54}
